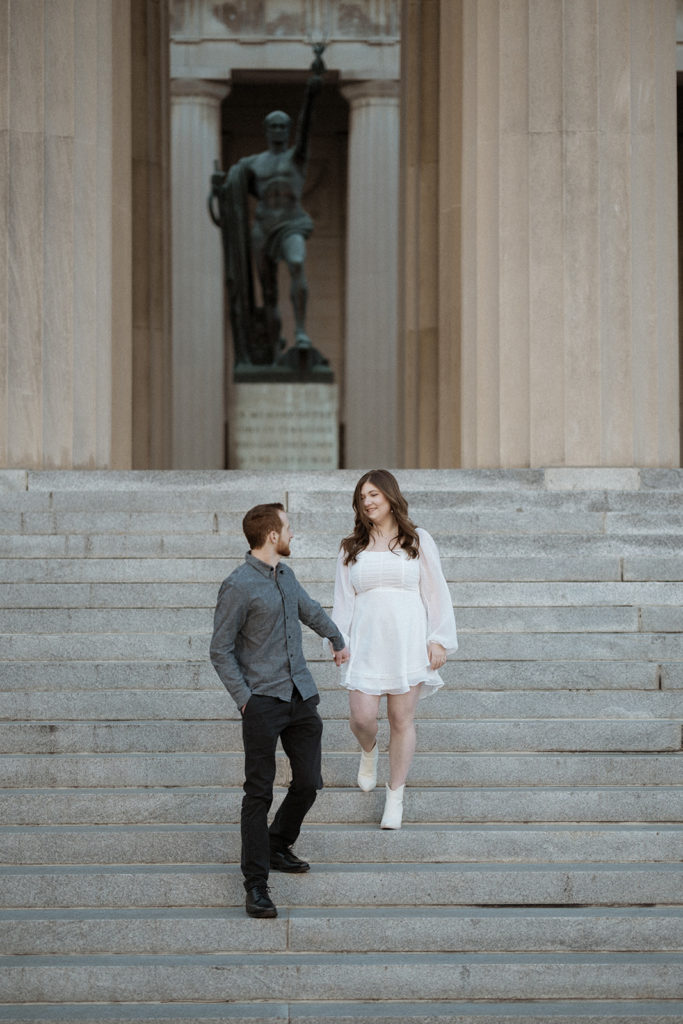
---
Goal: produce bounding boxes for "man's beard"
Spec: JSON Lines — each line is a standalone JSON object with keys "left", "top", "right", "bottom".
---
{"left": 276, "top": 538, "right": 291, "bottom": 558}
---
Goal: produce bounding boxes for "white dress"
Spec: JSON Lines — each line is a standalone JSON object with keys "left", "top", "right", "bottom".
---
{"left": 331, "top": 527, "right": 458, "bottom": 700}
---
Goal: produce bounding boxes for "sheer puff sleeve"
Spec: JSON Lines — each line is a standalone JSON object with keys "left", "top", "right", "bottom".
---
{"left": 417, "top": 527, "right": 458, "bottom": 654}
{"left": 330, "top": 548, "right": 355, "bottom": 649}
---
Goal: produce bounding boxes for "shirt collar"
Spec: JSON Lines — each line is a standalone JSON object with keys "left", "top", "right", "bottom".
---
{"left": 245, "top": 551, "right": 278, "bottom": 577}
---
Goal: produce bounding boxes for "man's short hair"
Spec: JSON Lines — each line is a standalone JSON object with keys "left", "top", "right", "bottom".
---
{"left": 242, "top": 503, "right": 285, "bottom": 550}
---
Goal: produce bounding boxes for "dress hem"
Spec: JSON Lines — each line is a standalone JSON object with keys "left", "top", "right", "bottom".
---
{"left": 340, "top": 677, "right": 443, "bottom": 700}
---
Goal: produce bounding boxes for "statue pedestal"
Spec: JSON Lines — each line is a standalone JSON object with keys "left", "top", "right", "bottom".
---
{"left": 232, "top": 382, "right": 339, "bottom": 470}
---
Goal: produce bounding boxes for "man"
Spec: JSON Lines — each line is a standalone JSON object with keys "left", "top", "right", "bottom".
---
{"left": 210, "top": 503, "right": 349, "bottom": 918}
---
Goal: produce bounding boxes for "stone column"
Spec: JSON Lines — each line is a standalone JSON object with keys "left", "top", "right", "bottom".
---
{"left": 399, "top": 0, "right": 455, "bottom": 467}
{"left": 342, "top": 81, "right": 400, "bottom": 469}
{"left": 400, "top": 0, "right": 680, "bottom": 469}
{"left": 468, "top": 0, "right": 678, "bottom": 467}
{"left": 0, "top": 0, "right": 133, "bottom": 469}
{"left": 170, "top": 79, "right": 228, "bottom": 469}
{"left": 131, "top": 0, "right": 173, "bottom": 470}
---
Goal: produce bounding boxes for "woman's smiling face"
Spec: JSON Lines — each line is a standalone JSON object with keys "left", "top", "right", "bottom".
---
{"left": 360, "top": 481, "right": 392, "bottom": 529}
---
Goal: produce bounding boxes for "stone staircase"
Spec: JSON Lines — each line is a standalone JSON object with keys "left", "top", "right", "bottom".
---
{"left": 0, "top": 467, "right": 681, "bottom": 1024}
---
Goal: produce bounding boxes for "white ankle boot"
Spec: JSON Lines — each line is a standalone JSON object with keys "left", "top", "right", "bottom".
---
{"left": 380, "top": 783, "right": 405, "bottom": 829}
{"left": 357, "top": 743, "right": 378, "bottom": 792}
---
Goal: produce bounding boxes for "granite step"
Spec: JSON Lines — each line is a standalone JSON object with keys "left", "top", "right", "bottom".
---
{"left": 8, "top": 464, "right": 682, "bottom": 492}
{"left": 1, "top": 718, "right": 679, "bottom": 754}
{"left": 2, "top": 580, "right": 682, "bottom": 609}
{"left": 2, "top": 786, "right": 679, "bottom": 827}
{"left": 14, "top": 466, "right": 681, "bottom": 488}
{"left": 0, "top": 659, "right": 672, "bottom": 691}
{"left": 4, "top": 554, "right": 680, "bottom": 584}
{"left": 2, "top": 862, "right": 680, "bottom": 910}
{"left": 11, "top": 507, "right": 682, "bottom": 537}
{"left": 0, "top": 951, "right": 680, "bottom": 1004}
{"left": 0, "top": 823, "right": 679, "bottom": 865}
{"left": 1, "top": 998, "right": 682, "bottom": 1024}
{"left": 1, "top": 688, "right": 681, "bottom": 721}
{"left": 0, "top": 999, "right": 682, "bottom": 1024}
{"left": 450, "top": 631, "right": 683, "bottom": 662}
{"left": 5, "top": 603, "right": 677, "bottom": 634}
{"left": 2, "top": 629, "right": 681, "bottom": 665}
{"left": 0, "top": 507, "right": 619, "bottom": 537}
{"left": 1, "top": 531, "right": 682, "bottom": 560}
{"left": 1, "top": 785, "right": 681, "bottom": 825}
{"left": 0, "top": 484, "right": 633, "bottom": 509}
{"left": 4, "top": 555, "right": 675, "bottom": 587}
{"left": 3, "top": 603, "right": 680, "bottom": 638}
{"left": 3, "top": 481, "right": 681, "bottom": 513}
{"left": 3, "top": 751, "right": 680, "bottom": 789}
{"left": 1, "top": 905, "right": 681, "bottom": 955}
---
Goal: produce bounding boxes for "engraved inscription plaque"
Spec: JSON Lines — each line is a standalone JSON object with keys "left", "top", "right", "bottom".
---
{"left": 233, "top": 383, "right": 339, "bottom": 469}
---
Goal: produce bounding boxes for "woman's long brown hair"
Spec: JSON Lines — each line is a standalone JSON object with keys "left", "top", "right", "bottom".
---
{"left": 340, "top": 469, "right": 420, "bottom": 565}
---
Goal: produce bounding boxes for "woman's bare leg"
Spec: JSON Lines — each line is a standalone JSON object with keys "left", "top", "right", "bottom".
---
{"left": 386, "top": 684, "right": 422, "bottom": 789}
{"left": 348, "top": 690, "right": 381, "bottom": 752}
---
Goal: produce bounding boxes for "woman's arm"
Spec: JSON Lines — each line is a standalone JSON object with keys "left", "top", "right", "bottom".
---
{"left": 330, "top": 549, "right": 355, "bottom": 648}
{"left": 417, "top": 528, "right": 458, "bottom": 654}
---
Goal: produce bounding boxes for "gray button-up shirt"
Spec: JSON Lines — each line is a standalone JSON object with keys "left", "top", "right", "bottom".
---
{"left": 210, "top": 551, "right": 345, "bottom": 709}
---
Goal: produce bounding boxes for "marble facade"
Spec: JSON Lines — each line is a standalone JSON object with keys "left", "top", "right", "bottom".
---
{"left": 401, "top": 0, "right": 680, "bottom": 469}
{"left": 0, "top": 0, "right": 680, "bottom": 471}
{"left": 0, "top": 0, "right": 170, "bottom": 470}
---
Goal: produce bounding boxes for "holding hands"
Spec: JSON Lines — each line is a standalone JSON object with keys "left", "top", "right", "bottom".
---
{"left": 331, "top": 643, "right": 350, "bottom": 667}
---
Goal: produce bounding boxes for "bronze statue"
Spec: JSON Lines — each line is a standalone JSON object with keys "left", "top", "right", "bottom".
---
{"left": 210, "top": 48, "right": 331, "bottom": 379}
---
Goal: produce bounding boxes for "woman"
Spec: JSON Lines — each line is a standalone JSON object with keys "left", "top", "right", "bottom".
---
{"left": 331, "top": 470, "right": 458, "bottom": 829}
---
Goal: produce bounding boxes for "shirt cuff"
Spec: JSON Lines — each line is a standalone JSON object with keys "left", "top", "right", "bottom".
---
{"left": 232, "top": 687, "right": 252, "bottom": 710}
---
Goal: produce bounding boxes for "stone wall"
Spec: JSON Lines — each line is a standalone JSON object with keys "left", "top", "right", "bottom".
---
{"left": 1, "top": 0, "right": 680, "bottom": 471}
{"left": 0, "top": 0, "right": 170, "bottom": 470}
{"left": 400, "top": 0, "right": 681, "bottom": 470}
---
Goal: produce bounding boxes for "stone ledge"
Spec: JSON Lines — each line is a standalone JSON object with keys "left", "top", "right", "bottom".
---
{"left": 0, "top": 471, "right": 28, "bottom": 492}
{"left": 0, "top": 998, "right": 681, "bottom": 1024}
{"left": 15, "top": 467, "right": 683, "bottom": 495}
{"left": 0, "top": 950, "right": 681, "bottom": 1003}
{"left": 544, "top": 468, "right": 642, "bottom": 491}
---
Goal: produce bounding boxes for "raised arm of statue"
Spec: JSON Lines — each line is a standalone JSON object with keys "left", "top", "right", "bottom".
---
{"left": 294, "top": 74, "right": 323, "bottom": 166}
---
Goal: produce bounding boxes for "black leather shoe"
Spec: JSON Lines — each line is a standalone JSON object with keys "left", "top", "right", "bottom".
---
{"left": 245, "top": 884, "right": 277, "bottom": 918}
{"left": 269, "top": 847, "right": 310, "bottom": 873}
